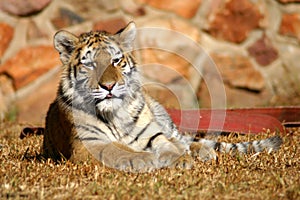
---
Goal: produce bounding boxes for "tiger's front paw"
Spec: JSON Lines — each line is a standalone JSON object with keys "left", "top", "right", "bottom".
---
{"left": 113, "top": 153, "right": 157, "bottom": 172}
{"left": 157, "top": 151, "right": 193, "bottom": 169}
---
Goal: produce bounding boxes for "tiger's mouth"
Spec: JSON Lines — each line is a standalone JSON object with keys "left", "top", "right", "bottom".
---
{"left": 105, "top": 93, "right": 113, "bottom": 99}
{"left": 92, "top": 82, "right": 127, "bottom": 102}
{"left": 93, "top": 91, "right": 120, "bottom": 102}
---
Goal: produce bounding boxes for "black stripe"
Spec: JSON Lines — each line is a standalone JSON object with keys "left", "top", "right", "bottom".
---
{"left": 128, "top": 122, "right": 151, "bottom": 145}
{"left": 75, "top": 51, "right": 80, "bottom": 61}
{"left": 129, "top": 160, "right": 134, "bottom": 170}
{"left": 89, "top": 124, "right": 107, "bottom": 135}
{"left": 143, "top": 132, "right": 163, "bottom": 150}
{"left": 105, "top": 123, "right": 117, "bottom": 139}
{"left": 241, "top": 142, "right": 249, "bottom": 152}
{"left": 108, "top": 45, "right": 116, "bottom": 53}
{"left": 67, "top": 66, "right": 72, "bottom": 82}
{"left": 76, "top": 124, "right": 107, "bottom": 137}
{"left": 73, "top": 65, "right": 77, "bottom": 79}
{"left": 230, "top": 144, "right": 237, "bottom": 152}
{"left": 236, "top": 142, "right": 248, "bottom": 153}
{"left": 99, "top": 148, "right": 104, "bottom": 162}
{"left": 80, "top": 137, "right": 101, "bottom": 141}
{"left": 76, "top": 125, "right": 100, "bottom": 137}
{"left": 75, "top": 78, "right": 87, "bottom": 86}
{"left": 112, "top": 123, "right": 123, "bottom": 139}
{"left": 254, "top": 140, "right": 262, "bottom": 152}
{"left": 214, "top": 142, "right": 222, "bottom": 151}
{"left": 88, "top": 42, "right": 94, "bottom": 48}
{"left": 231, "top": 143, "right": 237, "bottom": 151}
{"left": 132, "top": 102, "right": 145, "bottom": 123}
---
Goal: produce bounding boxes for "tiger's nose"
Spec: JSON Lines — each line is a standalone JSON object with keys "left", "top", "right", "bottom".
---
{"left": 100, "top": 82, "right": 116, "bottom": 91}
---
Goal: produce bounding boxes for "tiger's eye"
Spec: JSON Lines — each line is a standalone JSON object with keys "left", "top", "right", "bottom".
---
{"left": 81, "top": 60, "right": 96, "bottom": 70}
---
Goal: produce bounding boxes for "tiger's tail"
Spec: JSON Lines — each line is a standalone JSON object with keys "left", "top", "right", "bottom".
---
{"left": 199, "top": 135, "right": 282, "bottom": 155}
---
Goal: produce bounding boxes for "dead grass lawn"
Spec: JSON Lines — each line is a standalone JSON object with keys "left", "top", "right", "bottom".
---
{"left": 0, "top": 122, "right": 299, "bottom": 199}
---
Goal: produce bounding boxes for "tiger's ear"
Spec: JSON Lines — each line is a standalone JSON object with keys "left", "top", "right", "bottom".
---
{"left": 54, "top": 30, "right": 79, "bottom": 65}
{"left": 116, "top": 22, "right": 136, "bottom": 51}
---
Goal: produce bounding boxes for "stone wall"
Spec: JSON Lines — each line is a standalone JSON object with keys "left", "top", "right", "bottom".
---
{"left": 1, "top": 0, "right": 300, "bottom": 123}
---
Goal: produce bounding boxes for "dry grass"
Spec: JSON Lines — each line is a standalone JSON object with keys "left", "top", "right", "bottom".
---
{"left": 0, "top": 122, "right": 299, "bottom": 200}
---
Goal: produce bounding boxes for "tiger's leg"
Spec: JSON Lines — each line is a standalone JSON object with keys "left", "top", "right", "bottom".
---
{"left": 84, "top": 138, "right": 193, "bottom": 171}
{"left": 83, "top": 141, "right": 157, "bottom": 172}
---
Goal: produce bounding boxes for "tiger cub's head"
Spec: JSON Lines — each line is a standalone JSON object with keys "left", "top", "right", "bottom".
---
{"left": 54, "top": 22, "right": 139, "bottom": 113}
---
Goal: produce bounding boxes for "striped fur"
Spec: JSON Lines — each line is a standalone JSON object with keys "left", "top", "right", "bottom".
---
{"left": 43, "top": 22, "right": 282, "bottom": 172}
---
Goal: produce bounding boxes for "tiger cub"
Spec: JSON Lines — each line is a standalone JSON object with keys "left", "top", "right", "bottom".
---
{"left": 43, "top": 22, "right": 282, "bottom": 172}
